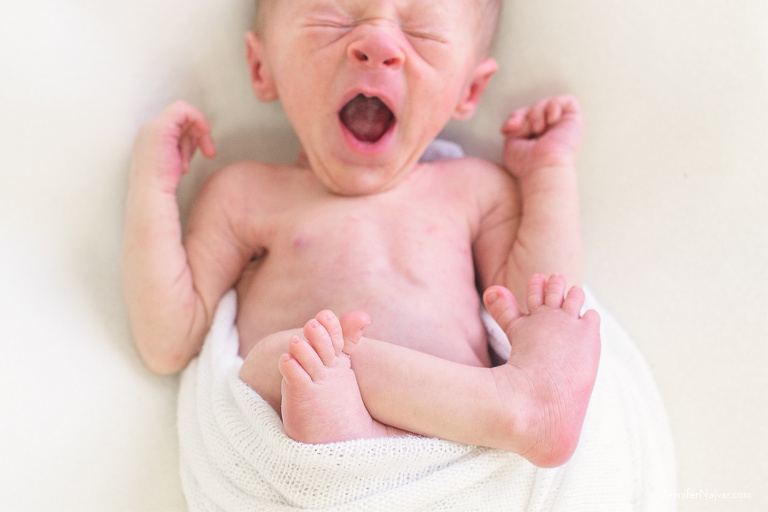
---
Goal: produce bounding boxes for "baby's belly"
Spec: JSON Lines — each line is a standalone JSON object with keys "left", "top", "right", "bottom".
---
{"left": 235, "top": 267, "right": 491, "bottom": 368}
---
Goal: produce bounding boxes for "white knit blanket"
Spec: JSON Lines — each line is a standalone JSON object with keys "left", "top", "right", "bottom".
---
{"left": 178, "top": 289, "right": 676, "bottom": 511}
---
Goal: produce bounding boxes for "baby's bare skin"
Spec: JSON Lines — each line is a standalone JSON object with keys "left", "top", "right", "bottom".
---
{"left": 122, "top": 0, "right": 600, "bottom": 466}
{"left": 277, "top": 274, "right": 600, "bottom": 467}
{"left": 215, "top": 152, "right": 516, "bottom": 409}
{"left": 123, "top": 95, "right": 600, "bottom": 465}
{"left": 277, "top": 310, "right": 404, "bottom": 444}
{"left": 231, "top": 155, "right": 508, "bottom": 368}
{"left": 230, "top": 96, "right": 599, "bottom": 467}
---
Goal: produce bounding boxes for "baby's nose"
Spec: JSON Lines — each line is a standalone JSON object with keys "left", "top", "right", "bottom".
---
{"left": 347, "top": 28, "right": 404, "bottom": 69}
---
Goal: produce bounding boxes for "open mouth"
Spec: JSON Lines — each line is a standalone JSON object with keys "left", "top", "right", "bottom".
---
{"left": 339, "top": 94, "right": 395, "bottom": 144}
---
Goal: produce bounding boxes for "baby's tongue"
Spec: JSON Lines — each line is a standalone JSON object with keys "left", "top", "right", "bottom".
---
{"left": 339, "top": 94, "right": 394, "bottom": 143}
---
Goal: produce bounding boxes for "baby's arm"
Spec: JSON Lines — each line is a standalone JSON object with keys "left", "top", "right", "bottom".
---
{"left": 122, "top": 102, "right": 250, "bottom": 374}
{"left": 489, "top": 95, "right": 585, "bottom": 305}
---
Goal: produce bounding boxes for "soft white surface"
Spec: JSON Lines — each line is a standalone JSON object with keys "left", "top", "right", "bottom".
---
{"left": 179, "top": 289, "right": 673, "bottom": 511}
{"left": 1, "top": 1, "right": 766, "bottom": 511}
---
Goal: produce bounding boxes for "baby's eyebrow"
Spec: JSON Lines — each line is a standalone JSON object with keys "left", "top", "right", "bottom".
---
{"left": 302, "top": 0, "right": 353, "bottom": 20}
{"left": 399, "top": 4, "right": 454, "bottom": 31}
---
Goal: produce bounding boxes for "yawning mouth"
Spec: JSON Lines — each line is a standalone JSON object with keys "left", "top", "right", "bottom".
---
{"left": 339, "top": 94, "right": 395, "bottom": 144}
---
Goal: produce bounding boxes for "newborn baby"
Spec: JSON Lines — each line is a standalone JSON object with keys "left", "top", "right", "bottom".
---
{"left": 122, "top": 0, "right": 600, "bottom": 468}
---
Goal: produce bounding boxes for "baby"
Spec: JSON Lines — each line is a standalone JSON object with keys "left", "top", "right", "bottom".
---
{"left": 122, "top": 0, "right": 601, "bottom": 468}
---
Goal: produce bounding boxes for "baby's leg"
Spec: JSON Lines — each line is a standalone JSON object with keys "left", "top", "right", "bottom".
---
{"left": 279, "top": 311, "right": 403, "bottom": 444}
{"left": 240, "top": 327, "right": 303, "bottom": 413}
{"left": 340, "top": 275, "right": 599, "bottom": 465}
{"left": 483, "top": 274, "right": 601, "bottom": 467}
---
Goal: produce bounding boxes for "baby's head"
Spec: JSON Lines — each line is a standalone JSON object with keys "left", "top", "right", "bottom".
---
{"left": 253, "top": 0, "right": 501, "bottom": 58}
{"left": 246, "top": 0, "right": 501, "bottom": 195}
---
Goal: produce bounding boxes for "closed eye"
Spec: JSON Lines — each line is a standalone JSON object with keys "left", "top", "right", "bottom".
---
{"left": 308, "top": 20, "right": 350, "bottom": 28}
{"left": 405, "top": 30, "right": 448, "bottom": 45}
{"left": 305, "top": 21, "right": 351, "bottom": 31}
{"left": 302, "top": 18, "right": 354, "bottom": 45}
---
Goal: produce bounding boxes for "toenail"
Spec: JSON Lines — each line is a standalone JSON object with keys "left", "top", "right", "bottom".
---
{"left": 309, "top": 320, "right": 318, "bottom": 328}
{"left": 486, "top": 291, "right": 499, "bottom": 304}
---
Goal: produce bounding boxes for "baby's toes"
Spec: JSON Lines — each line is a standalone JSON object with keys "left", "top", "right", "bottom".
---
{"left": 315, "top": 310, "right": 344, "bottom": 356}
{"left": 302, "top": 319, "right": 337, "bottom": 366}
{"left": 579, "top": 310, "right": 602, "bottom": 366}
{"left": 286, "top": 335, "right": 324, "bottom": 380}
{"left": 338, "top": 311, "right": 370, "bottom": 356}
{"left": 582, "top": 309, "right": 601, "bottom": 332}
{"left": 483, "top": 286, "right": 523, "bottom": 334}
{"left": 278, "top": 353, "right": 311, "bottom": 387}
{"left": 562, "top": 285, "right": 586, "bottom": 317}
{"left": 526, "top": 274, "right": 548, "bottom": 311}
{"left": 543, "top": 274, "right": 566, "bottom": 308}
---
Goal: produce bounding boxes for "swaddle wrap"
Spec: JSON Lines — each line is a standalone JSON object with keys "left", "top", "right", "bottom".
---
{"left": 178, "top": 288, "right": 675, "bottom": 511}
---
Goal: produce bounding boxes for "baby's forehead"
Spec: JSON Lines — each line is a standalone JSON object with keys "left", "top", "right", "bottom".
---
{"left": 280, "top": 0, "right": 481, "bottom": 18}
{"left": 259, "top": 0, "right": 496, "bottom": 49}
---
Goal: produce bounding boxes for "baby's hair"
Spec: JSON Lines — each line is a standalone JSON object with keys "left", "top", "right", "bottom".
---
{"left": 253, "top": 0, "right": 502, "bottom": 57}
{"left": 252, "top": 0, "right": 267, "bottom": 33}
{"left": 480, "top": 0, "right": 503, "bottom": 57}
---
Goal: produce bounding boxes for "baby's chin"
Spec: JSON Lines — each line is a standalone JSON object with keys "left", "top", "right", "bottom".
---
{"left": 308, "top": 153, "right": 419, "bottom": 197}
{"left": 299, "top": 125, "right": 434, "bottom": 196}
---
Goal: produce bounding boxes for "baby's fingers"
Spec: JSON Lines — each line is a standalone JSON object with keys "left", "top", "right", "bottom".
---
{"left": 503, "top": 99, "right": 551, "bottom": 138}
{"left": 502, "top": 107, "right": 533, "bottom": 138}
{"left": 163, "top": 102, "right": 216, "bottom": 150}
{"left": 161, "top": 101, "right": 210, "bottom": 130}
{"left": 174, "top": 105, "right": 217, "bottom": 171}
{"left": 550, "top": 95, "right": 583, "bottom": 126}
{"left": 178, "top": 136, "right": 196, "bottom": 174}
{"left": 545, "top": 100, "right": 563, "bottom": 126}
{"left": 178, "top": 120, "right": 217, "bottom": 157}
{"left": 527, "top": 99, "right": 551, "bottom": 135}
{"left": 556, "top": 94, "right": 581, "bottom": 115}
{"left": 199, "top": 133, "right": 217, "bottom": 159}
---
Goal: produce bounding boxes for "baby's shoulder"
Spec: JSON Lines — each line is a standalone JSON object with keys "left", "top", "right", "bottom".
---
{"left": 435, "top": 155, "right": 508, "bottom": 179}
{"left": 196, "top": 161, "right": 303, "bottom": 203}
{"left": 188, "top": 161, "right": 311, "bottom": 230}
{"left": 432, "top": 156, "right": 518, "bottom": 200}
{"left": 200, "top": 160, "right": 285, "bottom": 190}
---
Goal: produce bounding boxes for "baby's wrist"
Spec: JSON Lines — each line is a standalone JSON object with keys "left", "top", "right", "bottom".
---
{"left": 128, "top": 163, "right": 182, "bottom": 199}
{"left": 516, "top": 164, "right": 578, "bottom": 196}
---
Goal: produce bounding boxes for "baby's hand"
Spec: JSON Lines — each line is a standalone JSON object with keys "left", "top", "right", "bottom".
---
{"left": 130, "top": 101, "right": 217, "bottom": 194}
{"left": 502, "top": 95, "right": 584, "bottom": 180}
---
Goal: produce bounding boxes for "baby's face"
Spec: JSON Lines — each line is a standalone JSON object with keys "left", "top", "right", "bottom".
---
{"left": 255, "top": 0, "right": 487, "bottom": 195}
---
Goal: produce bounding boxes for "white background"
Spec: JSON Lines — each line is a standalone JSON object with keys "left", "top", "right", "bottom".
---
{"left": 1, "top": 1, "right": 766, "bottom": 510}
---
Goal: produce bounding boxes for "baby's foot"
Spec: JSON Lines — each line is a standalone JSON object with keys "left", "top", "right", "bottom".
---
{"left": 278, "top": 310, "right": 389, "bottom": 444}
{"left": 483, "top": 274, "right": 601, "bottom": 467}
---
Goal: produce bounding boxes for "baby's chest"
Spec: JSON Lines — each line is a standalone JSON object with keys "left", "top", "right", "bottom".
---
{"left": 262, "top": 196, "right": 473, "bottom": 280}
